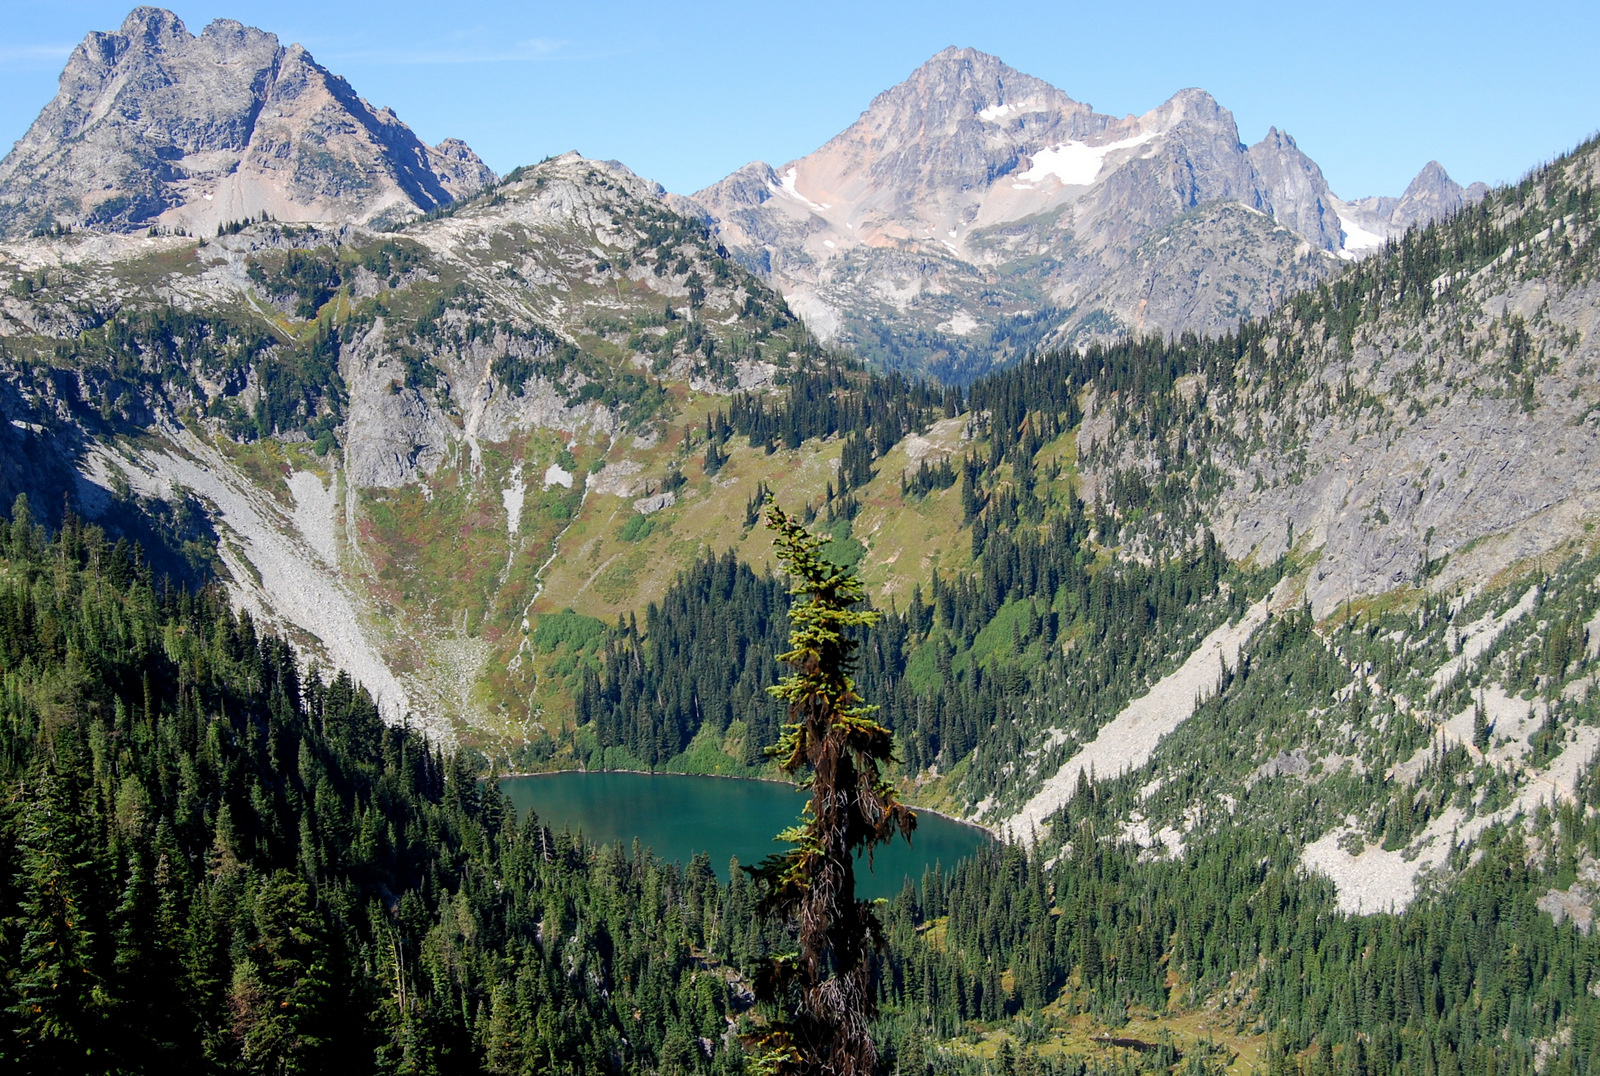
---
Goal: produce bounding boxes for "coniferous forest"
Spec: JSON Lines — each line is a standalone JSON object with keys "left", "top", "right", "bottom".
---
{"left": 6, "top": 499, "right": 1600, "bottom": 1075}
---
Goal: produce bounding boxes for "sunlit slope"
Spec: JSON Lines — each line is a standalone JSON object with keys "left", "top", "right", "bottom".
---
{"left": 539, "top": 134, "right": 1600, "bottom": 872}
{"left": 0, "top": 154, "right": 834, "bottom": 739}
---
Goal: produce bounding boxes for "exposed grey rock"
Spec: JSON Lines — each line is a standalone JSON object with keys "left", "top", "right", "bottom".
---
{"left": 1248, "top": 127, "right": 1342, "bottom": 252}
{"left": 1072, "top": 143, "right": 1600, "bottom": 617}
{"left": 341, "top": 319, "right": 460, "bottom": 488}
{"left": 1207, "top": 266, "right": 1600, "bottom": 616}
{"left": 688, "top": 48, "right": 1482, "bottom": 376}
{"left": 1250, "top": 750, "right": 1312, "bottom": 788}
{"left": 0, "top": 7, "right": 494, "bottom": 238}
{"left": 1391, "top": 160, "right": 1484, "bottom": 228}
{"left": 632, "top": 491, "right": 676, "bottom": 515}
{"left": 1538, "top": 856, "right": 1600, "bottom": 933}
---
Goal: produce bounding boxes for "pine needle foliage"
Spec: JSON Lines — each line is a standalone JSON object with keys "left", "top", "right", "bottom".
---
{"left": 747, "top": 500, "right": 916, "bottom": 1076}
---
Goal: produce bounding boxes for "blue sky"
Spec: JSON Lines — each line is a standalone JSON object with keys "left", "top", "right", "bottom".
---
{"left": 2, "top": 0, "right": 1596, "bottom": 199}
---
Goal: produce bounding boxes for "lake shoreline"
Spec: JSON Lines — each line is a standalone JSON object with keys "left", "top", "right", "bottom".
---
{"left": 495, "top": 767, "right": 997, "bottom": 839}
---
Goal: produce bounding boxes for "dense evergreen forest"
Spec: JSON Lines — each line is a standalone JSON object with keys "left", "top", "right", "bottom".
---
{"left": 0, "top": 500, "right": 761, "bottom": 1074}
{"left": 574, "top": 516, "right": 1239, "bottom": 784}
{"left": 6, "top": 503, "right": 1600, "bottom": 1076}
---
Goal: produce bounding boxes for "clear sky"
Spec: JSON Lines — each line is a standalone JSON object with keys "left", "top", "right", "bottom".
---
{"left": 2, "top": 0, "right": 1596, "bottom": 200}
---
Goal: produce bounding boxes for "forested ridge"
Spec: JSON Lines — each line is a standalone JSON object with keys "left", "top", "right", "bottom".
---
{"left": 591, "top": 132, "right": 1599, "bottom": 814}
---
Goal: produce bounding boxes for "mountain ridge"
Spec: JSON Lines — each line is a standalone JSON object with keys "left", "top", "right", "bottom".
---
{"left": 0, "top": 17, "right": 1493, "bottom": 386}
{"left": 689, "top": 47, "right": 1486, "bottom": 379}
{"left": 0, "top": 7, "right": 495, "bottom": 239}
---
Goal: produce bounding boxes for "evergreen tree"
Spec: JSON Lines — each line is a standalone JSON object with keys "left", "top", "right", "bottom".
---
{"left": 747, "top": 501, "right": 916, "bottom": 1076}
{"left": 8, "top": 764, "right": 108, "bottom": 1073}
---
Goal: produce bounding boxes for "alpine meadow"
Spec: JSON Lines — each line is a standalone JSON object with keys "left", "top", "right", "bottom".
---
{"left": 2, "top": 7, "right": 1600, "bottom": 1076}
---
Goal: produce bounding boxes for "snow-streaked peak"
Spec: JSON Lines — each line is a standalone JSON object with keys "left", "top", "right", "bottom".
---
{"left": 774, "top": 167, "right": 830, "bottom": 214}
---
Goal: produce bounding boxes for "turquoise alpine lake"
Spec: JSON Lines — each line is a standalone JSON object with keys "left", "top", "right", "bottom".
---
{"left": 498, "top": 771, "right": 993, "bottom": 899}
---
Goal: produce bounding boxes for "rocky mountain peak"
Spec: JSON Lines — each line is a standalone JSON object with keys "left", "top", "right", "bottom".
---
{"left": 869, "top": 46, "right": 1078, "bottom": 119}
{"left": 801, "top": 46, "right": 1093, "bottom": 212}
{"left": 1334, "top": 159, "right": 1488, "bottom": 253}
{"left": 0, "top": 6, "right": 495, "bottom": 238}
{"left": 1248, "top": 126, "right": 1341, "bottom": 251}
{"left": 1392, "top": 159, "right": 1482, "bottom": 226}
{"left": 116, "top": 5, "right": 188, "bottom": 44}
{"left": 1144, "top": 87, "right": 1235, "bottom": 136}
{"left": 696, "top": 161, "right": 781, "bottom": 209}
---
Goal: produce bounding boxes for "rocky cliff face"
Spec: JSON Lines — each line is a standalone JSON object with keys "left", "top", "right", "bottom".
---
{"left": 1073, "top": 137, "right": 1600, "bottom": 617}
{"left": 0, "top": 7, "right": 494, "bottom": 239}
{"left": 691, "top": 48, "right": 1477, "bottom": 380}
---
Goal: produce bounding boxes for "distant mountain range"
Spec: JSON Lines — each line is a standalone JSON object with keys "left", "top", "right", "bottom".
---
{"left": 0, "top": 7, "right": 495, "bottom": 238}
{"left": 0, "top": 15, "right": 1487, "bottom": 381}
{"left": 688, "top": 47, "right": 1487, "bottom": 378}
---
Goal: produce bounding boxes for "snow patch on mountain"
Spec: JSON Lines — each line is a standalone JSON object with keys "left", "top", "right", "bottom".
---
{"left": 776, "top": 167, "right": 830, "bottom": 213}
{"left": 1338, "top": 214, "right": 1387, "bottom": 257}
{"left": 1014, "top": 132, "right": 1159, "bottom": 189}
{"left": 543, "top": 463, "right": 574, "bottom": 489}
{"left": 978, "top": 98, "right": 1044, "bottom": 123}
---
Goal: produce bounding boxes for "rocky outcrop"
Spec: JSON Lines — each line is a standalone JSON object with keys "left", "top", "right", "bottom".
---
{"left": 1216, "top": 272, "right": 1600, "bottom": 616}
{"left": 1391, "top": 160, "right": 1490, "bottom": 228}
{"left": 0, "top": 7, "right": 494, "bottom": 238}
{"left": 1248, "top": 127, "right": 1342, "bottom": 252}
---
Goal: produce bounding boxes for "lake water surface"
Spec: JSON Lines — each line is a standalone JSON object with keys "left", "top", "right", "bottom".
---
{"left": 498, "top": 771, "right": 992, "bottom": 899}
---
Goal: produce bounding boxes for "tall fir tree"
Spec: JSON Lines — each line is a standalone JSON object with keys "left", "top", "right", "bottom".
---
{"left": 747, "top": 500, "right": 916, "bottom": 1076}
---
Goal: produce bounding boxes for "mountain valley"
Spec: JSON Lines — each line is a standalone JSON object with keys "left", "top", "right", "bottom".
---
{"left": 0, "top": 8, "right": 1598, "bottom": 1076}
